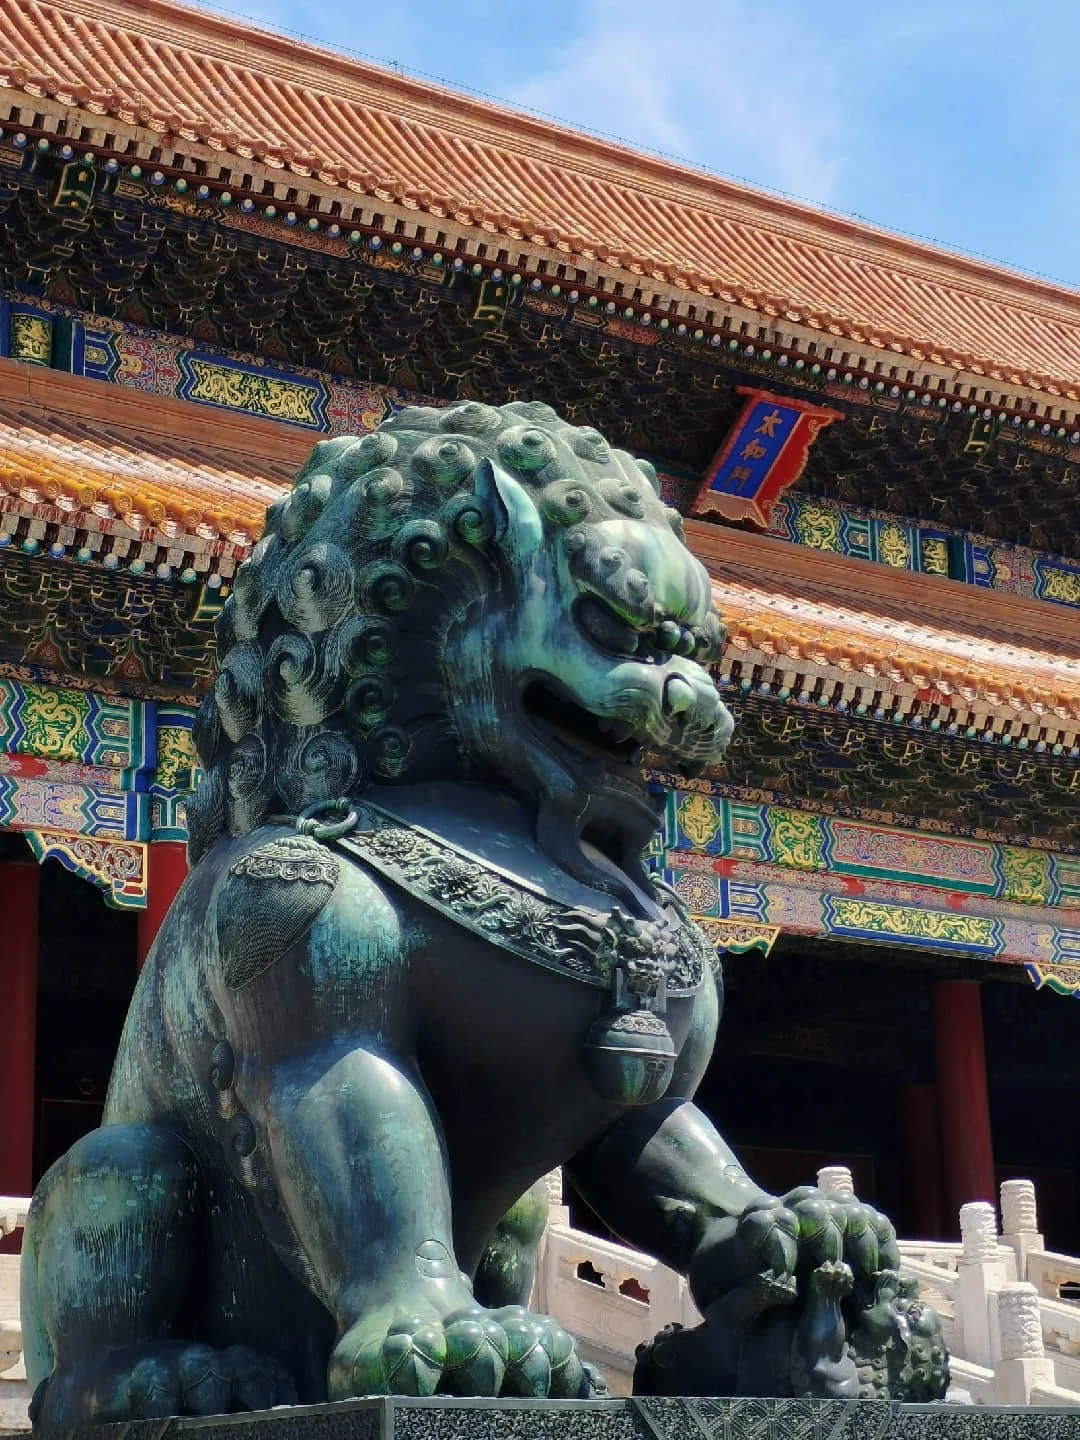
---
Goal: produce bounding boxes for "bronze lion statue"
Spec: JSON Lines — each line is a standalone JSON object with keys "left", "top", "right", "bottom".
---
{"left": 20, "top": 401, "right": 946, "bottom": 1424}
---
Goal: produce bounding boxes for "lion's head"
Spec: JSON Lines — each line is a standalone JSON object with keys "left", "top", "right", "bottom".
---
{"left": 189, "top": 400, "right": 732, "bottom": 911}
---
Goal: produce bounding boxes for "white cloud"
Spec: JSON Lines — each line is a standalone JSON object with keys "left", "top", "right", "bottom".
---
{"left": 510, "top": 0, "right": 850, "bottom": 207}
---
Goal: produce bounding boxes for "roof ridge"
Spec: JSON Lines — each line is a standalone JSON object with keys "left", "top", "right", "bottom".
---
{"left": 6, "top": 0, "right": 1080, "bottom": 394}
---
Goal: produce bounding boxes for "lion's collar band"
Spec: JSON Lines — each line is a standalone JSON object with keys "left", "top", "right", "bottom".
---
{"left": 324, "top": 799, "right": 707, "bottom": 999}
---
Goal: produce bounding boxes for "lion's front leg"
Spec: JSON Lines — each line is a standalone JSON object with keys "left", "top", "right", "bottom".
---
{"left": 571, "top": 1098, "right": 910, "bottom": 1398}
{"left": 248, "top": 1041, "right": 600, "bottom": 1400}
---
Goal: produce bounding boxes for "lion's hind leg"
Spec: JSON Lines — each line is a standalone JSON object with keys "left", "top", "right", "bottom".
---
{"left": 23, "top": 1123, "right": 296, "bottom": 1427}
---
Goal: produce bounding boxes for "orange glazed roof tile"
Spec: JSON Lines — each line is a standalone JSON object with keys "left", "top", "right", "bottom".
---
{"left": 1, "top": 365, "right": 1078, "bottom": 741}
{"left": 714, "top": 577, "right": 1080, "bottom": 731}
{"left": 4, "top": 0, "right": 1080, "bottom": 397}
{"left": 0, "top": 357, "right": 294, "bottom": 544}
{"left": 690, "top": 522, "right": 1080, "bottom": 746}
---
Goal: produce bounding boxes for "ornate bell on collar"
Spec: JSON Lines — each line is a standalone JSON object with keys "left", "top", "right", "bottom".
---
{"left": 583, "top": 969, "right": 676, "bottom": 1107}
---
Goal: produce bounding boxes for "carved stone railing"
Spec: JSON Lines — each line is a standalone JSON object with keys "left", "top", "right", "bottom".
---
{"left": 0, "top": 1197, "right": 29, "bottom": 1431}
{"left": 534, "top": 1220, "right": 701, "bottom": 1394}
{"left": 538, "top": 1169, "right": 1080, "bottom": 1407}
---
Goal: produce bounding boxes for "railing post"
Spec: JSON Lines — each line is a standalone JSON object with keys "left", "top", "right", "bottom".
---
{"left": 1000, "top": 1179, "right": 1044, "bottom": 1284}
{"left": 816, "top": 1165, "right": 855, "bottom": 1198}
{"left": 544, "top": 1167, "right": 570, "bottom": 1227}
{"left": 0, "top": 1202, "right": 28, "bottom": 1240}
{"left": 531, "top": 1168, "right": 568, "bottom": 1313}
{"left": 956, "top": 1200, "right": 1009, "bottom": 1368}
{"left": 994, "top": 1282, "right": 1054, "bottom": 1404}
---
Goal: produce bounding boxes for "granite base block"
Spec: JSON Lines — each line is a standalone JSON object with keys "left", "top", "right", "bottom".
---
{"left": 9, "top": 1396, "right": 1080, "bottom": 1440}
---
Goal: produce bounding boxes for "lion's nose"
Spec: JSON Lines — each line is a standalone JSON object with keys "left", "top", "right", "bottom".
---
{"left": 663, "top": 674, "right": 697, "bottom": 716}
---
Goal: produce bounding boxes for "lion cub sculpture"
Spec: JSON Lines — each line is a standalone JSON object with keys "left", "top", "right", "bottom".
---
{"left": 21, "top": 402, "right": 946, "bottom": 1424}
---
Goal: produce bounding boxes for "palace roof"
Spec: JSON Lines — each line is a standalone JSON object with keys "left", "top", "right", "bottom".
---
{"left": 3, "top": 0, "right": 1080, "bottom": 404}
{"left": 4, "top": 361, "right": 1078, "bottom": 751}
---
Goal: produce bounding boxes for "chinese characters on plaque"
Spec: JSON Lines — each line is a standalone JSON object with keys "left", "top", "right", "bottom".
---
{"left": 691, "top": 387, "right": 843, "bottom": 527}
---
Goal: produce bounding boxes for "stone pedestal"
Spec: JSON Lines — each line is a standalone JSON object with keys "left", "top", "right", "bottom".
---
{"left": 9, "top": 1396, "right": 1080, "bottom": 1440}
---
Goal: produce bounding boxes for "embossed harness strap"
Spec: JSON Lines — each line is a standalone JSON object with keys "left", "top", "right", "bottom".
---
{"left": 329, "top": 799, "right": 706, "bottom": 999}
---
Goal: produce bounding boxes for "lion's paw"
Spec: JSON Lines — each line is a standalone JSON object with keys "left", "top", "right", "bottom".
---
{"left": 330, "top": 1303, "right": 605, "bottom": 1399}
{"left": 32, "top": 1342, "right": 298, "bottom": 1427}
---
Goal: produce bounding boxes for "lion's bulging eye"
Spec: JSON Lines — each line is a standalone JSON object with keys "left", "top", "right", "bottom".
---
{"left": 575, "top": 596, "right": 641, "bottom": 657}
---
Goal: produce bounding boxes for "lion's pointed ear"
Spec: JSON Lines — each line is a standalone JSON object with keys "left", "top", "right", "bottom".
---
{"left": 474, "top": 458, "right": 542, "bottom": 564}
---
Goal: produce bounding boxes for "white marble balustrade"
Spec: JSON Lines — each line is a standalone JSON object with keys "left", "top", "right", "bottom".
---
{"left": 0, "top": 1196, "right": 29, "bottom": 1432}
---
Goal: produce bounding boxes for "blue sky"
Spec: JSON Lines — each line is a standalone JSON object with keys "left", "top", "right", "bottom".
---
{"left": 199, "top": 0, "right": 1080, "bottom": 289}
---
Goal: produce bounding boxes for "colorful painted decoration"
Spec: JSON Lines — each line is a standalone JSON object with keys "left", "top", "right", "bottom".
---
{"left": 691, "top": 387, "right": 843, "bottom": 526}
{"left": 1027, "top": 962, "right": 1080, "bottom": 998}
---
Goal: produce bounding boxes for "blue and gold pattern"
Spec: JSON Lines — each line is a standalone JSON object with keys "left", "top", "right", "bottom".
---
{"left": 822, "top": 895, "right": 1002, "bottom": 955}
{"left": 76, "top": 313, "right": 421, "bottom": 434}
{"left": 768, "top": 492, "right": 1080, "bottom": 610}
{"left": 1034, "top": 557, "right": 1080, "bottom": 608}
{"left": 24, "top": 830, "right": 146, "bottom": 909}
{"left": 656, "top": 784, "right": 1079, "bottom": 979}
{"left": 691, "top": 388, "right": 842, "bottom": 526}
{"left": 150, "top": 705, "right": 198, "bottom": 843}
{"left": 177, "top": 352, "right": 328, "bottom": 429}
{"left": 661, "top": 854, "right": 1076, "bottom": 969}
{"left": 0, "top": 679, "right": 149, "bottom": 771}
{"left": 7, "top": 306, "right": 52, "bottom": 365}
{"left": 660, "top": 789, "right": 1069, "bottom": 907}
{"left": 0, "top": 690, "right": 201, "bottom": 906}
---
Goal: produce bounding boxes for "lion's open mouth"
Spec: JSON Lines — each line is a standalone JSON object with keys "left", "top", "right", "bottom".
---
{"left": 521, "top": 679, "right": 647, "bottom": 766}
{"left": 520, "top": 676, "right": 664, "bottom": 913}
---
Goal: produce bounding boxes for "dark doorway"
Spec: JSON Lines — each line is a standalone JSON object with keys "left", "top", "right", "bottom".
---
{"left": 697, "top": 939, "right": 936, "bottom": 1232}
{"left": 33, "top": 858, "right": 138, "bottom": 1181}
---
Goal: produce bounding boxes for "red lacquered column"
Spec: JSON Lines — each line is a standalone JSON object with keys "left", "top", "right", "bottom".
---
{"left": 136, "top": 841, "right": 188, "bottom": 971}
{"left": 0, "top": 859, "right": 39, "bottom": 1250}
{"left": 934, "top": 979, "right": 996, "bottom": 1228}
{"left": 902, "top": 1080, "right": 946, "bottom": 1239}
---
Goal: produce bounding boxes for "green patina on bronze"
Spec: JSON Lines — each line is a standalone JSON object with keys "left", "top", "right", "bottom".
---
{"left": 20, "top": 402, "right": 946, "bottom": 1426}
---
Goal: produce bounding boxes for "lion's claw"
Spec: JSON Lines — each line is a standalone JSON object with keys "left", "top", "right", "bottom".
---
{"left": 727, "top": 1189, "right": 900, "bottom": 1299}
{"left": 737, "top": 1200, "right": 799, "bottom": 1274}
{"left": 502, "top": 1315, "right": 551, "bottom": 1396}
{"left": 35, "top": 1342, "right": 298, "bottom": 1427}
{"left": 331, "top": 1304, "right": 601, "bottom": 1399}
{"left": 443, "top": 1316, "right": 508, "bottom": 1394}
{"left": 383, "top": 1317, "right": 447, "bottom": 1396}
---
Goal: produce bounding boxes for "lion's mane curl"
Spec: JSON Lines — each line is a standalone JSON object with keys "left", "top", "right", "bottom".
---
{"left": 187, "top": 399, "right": 688, "bottom": 864}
